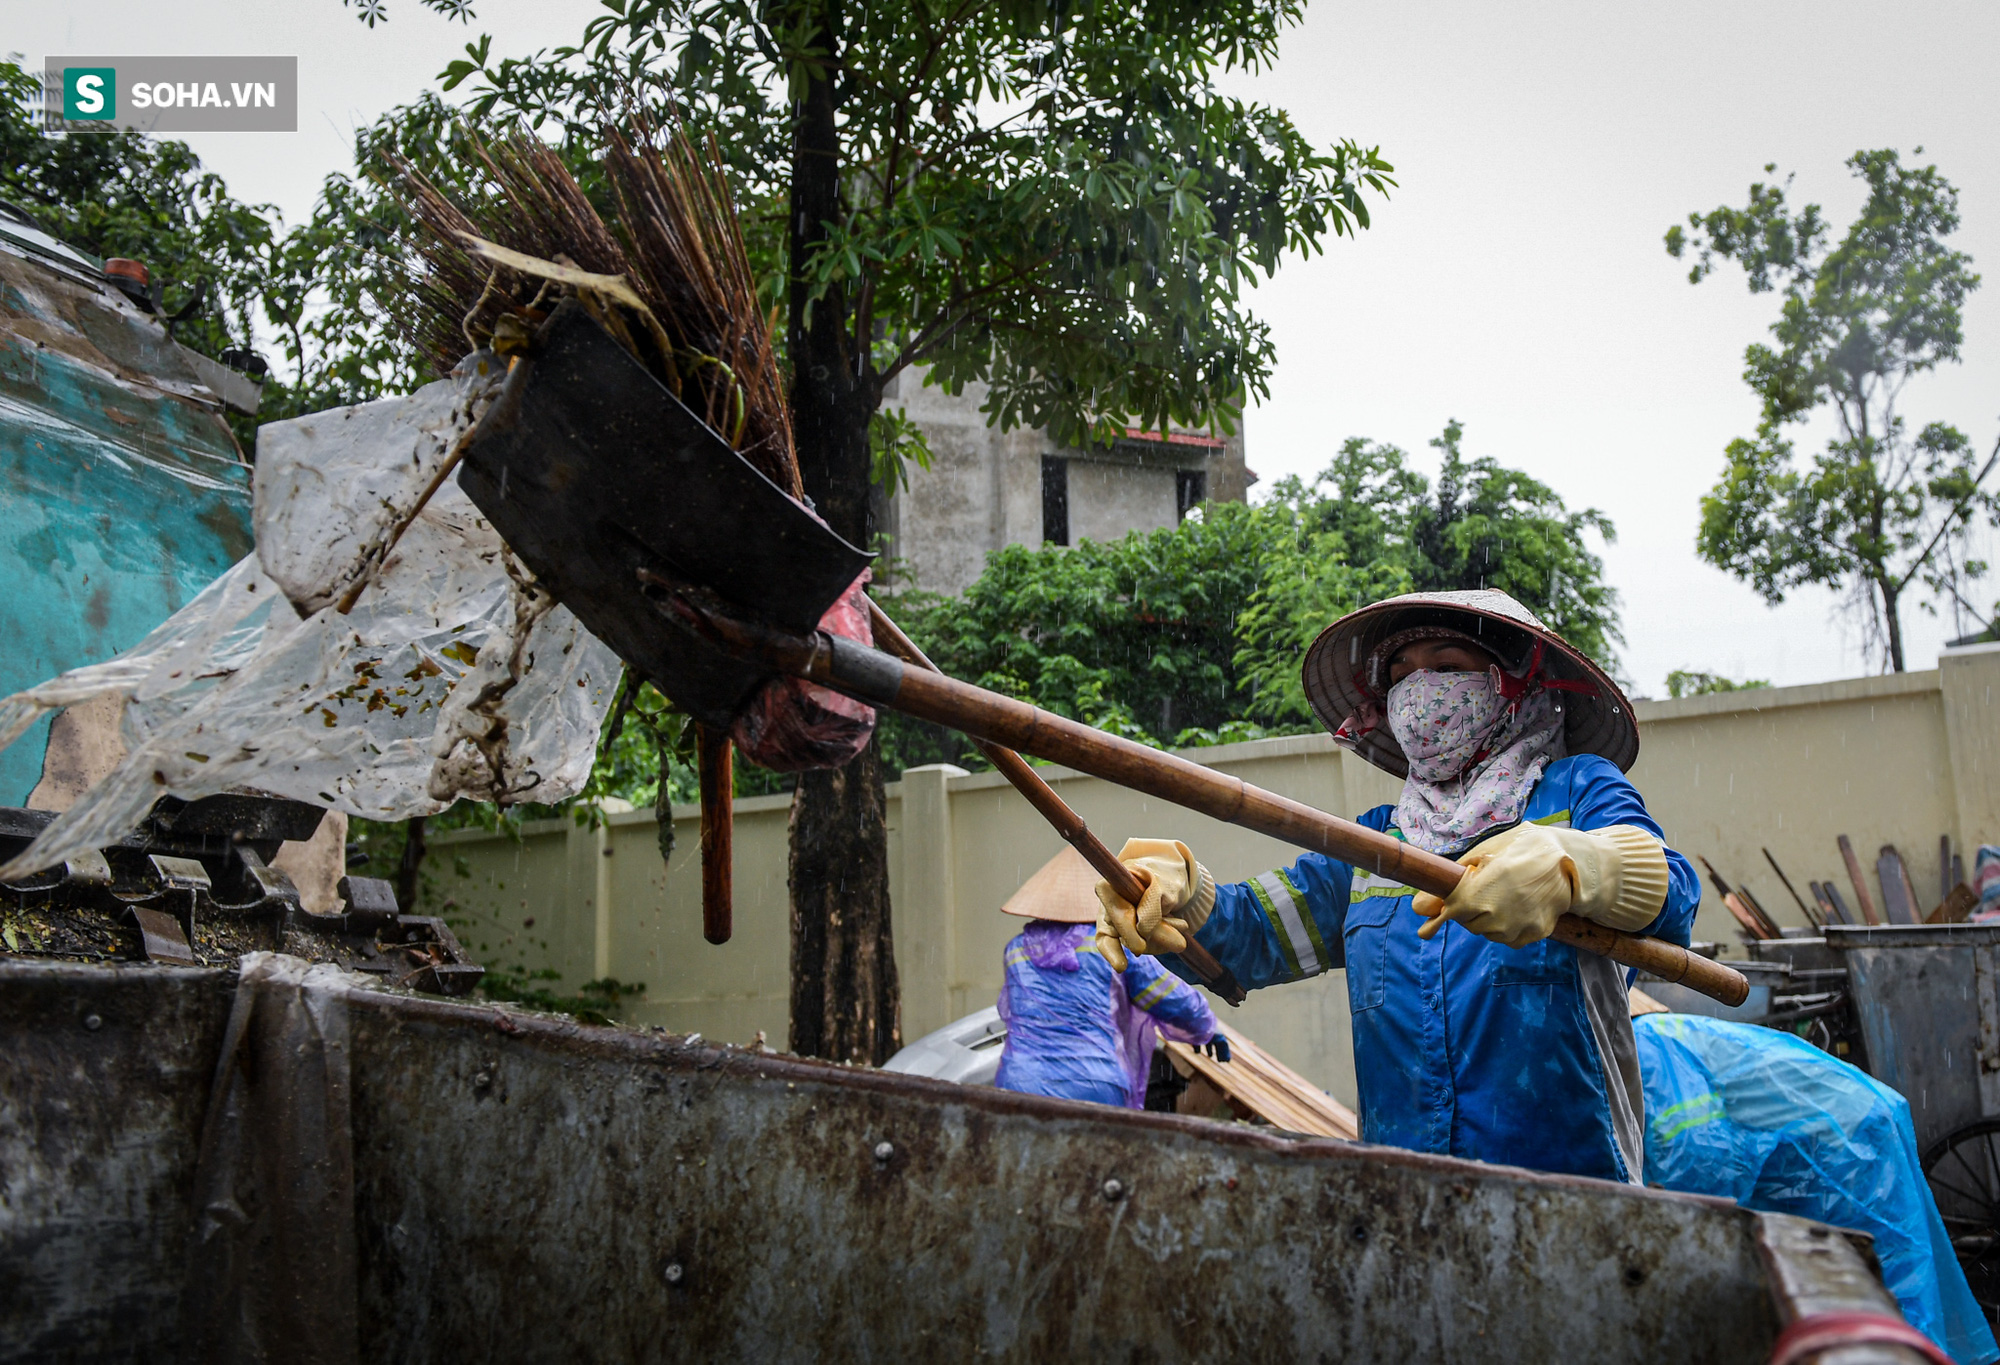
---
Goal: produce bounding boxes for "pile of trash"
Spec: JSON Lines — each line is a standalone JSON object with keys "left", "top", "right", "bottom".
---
{"left": 0, "top": 353, "right": 621, "bottom": 880}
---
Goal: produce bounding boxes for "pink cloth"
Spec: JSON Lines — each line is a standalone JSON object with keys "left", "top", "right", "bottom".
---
{"left": 729, "top": 571, "right": 877, "bottom": 771}
{"left": 1388, "top": 668, "right": 1565, "bottom": 855}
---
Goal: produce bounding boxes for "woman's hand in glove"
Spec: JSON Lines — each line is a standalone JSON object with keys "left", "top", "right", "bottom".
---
{"left": 1092, "top": 838, "right": 1216, "bottom": 971}
{"left": 1409, "top": 822, "right": 1671, "bottom": 949}
{"left": 1410, "top": 823, "right": 1572, "bottom": 949}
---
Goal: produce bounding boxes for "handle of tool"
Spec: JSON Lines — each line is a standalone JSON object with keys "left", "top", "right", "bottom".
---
{"left": 865, "top": 600, "right": 1245, "bottom": 1005}
{"left": 696, "top": 724, "right": 733, "bottom": 945}
{"left": 666, "top": 601, "right": 1748, "bottom": 1009}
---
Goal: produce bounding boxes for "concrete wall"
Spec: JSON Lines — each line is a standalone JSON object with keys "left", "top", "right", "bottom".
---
{"left": 876, "top": 369, "right": 1249, "bottom": 594}
{"left": 426, "top": 644, "right": 2000, "bottom": 1106}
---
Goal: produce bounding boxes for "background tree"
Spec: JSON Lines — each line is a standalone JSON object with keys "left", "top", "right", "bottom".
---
{"left": 0, "top": 60, "right": 273, "bottom": 378}
{"left": 886, "top": 419, "right": 1621, "bottom": 766}
{"left": 1664, "top": 669, "right": 1769, "bottom": 699}
{"left": 446, "top": 0, "right": 1393, "bottom": 1063}
{"left": 1238, "top": 420, "right": 1622, "bottom": 721}
{"left": 1669, "top": 150, "right": 1999, "bottom": 671}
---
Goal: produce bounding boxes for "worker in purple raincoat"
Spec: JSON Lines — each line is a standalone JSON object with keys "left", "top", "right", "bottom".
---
{"left": 994, "top": 846, "right": 1224, "bottom": 1108}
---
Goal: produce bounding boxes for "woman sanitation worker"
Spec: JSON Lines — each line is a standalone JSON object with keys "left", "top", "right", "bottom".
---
{"left": 994, "top": 846, "right": 1224, "bottom": 1108}
{"left": 1093, "top": 591, "right": 1699, "bottom": 1182}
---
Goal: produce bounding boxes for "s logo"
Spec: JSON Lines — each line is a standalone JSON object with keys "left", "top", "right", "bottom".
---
{"left": 63, "top": 68, "right": 116, "bottom": 121}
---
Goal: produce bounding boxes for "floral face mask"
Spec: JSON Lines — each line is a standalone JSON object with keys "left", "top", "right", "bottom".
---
{"left": 1387, "top": 668, "right": 1565, "bottom": 855}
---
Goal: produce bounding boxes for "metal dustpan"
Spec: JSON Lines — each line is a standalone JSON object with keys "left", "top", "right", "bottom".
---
{"left": 458, "top": 301, "right": 871, "bottom": 729}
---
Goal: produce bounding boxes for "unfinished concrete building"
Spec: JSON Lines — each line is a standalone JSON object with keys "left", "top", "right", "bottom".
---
{"left": 874, "top": 369, "right": 1253, "bottom": 595}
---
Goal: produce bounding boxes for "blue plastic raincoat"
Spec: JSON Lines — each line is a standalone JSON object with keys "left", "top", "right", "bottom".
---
{"left": 995, "top": 920, "right": 1220, "bottom": 1108}
{"left": 1635, "top": 1013, "right": 1998, "bottom": 1365}
{"left": 1172, "top": 753, "right": 1699, "bottom": 1181}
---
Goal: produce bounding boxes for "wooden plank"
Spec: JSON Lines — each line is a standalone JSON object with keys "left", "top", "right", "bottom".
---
{"left": 1928, "top": 882, "right": 1978, "bottom": 925}
{"left": 1877, "top": 845, "right": 1917, "bottom": 926}
{"left": 1161, "top": 1030, "right": 1359, "bottom": 1140}
{"left": 1810, "top": 881, "right": 1847, "bottom": 926}
{"left": 1838, "top": 835, "right": 1881, "bottom": 925}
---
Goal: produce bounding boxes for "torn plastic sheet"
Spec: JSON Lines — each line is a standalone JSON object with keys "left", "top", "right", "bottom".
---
{"left": 0, "top": 358, "right": 621, "bottom": 879}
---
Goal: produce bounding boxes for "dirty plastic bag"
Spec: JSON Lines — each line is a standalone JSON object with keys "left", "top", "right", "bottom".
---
{"left": 0, "top": 358, "right": 621, "bottom": 879}
{"left": 1635, "top": 1013, "right": 1999, "bottom": 1365}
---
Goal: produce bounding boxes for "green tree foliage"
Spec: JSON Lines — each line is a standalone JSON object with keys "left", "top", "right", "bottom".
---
{"left": 0, "top": 60, "right": 273, "bottom": 367}
{"left": 1664, "top": 669, "right": 1770, "bottom": 699}
{"left": 1240, "top": 421, "right": 1622, "bottom": 723}
{"left": 882, "top": 420, "right": 1620, "bottom": 769}
{"left": 255, "top": 95, "right": 475, "bottom": 420}
{"left": 1669, "top": 150, "right": 1999, "bottom": 671}
{"left": 451, "top": 0, "right": 1393, "bottom": 452}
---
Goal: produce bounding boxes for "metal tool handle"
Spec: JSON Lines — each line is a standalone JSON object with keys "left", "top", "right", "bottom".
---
{"left": 866, "top": 601, "right": 1245, "bottom": 1005}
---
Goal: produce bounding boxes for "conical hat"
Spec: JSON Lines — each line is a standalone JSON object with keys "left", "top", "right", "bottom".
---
{"left": 1001, "top": 845, "right": 1102, "bottom": 923}
{"left": 1301, "top": 589, "right": 1638, "bottom": 778}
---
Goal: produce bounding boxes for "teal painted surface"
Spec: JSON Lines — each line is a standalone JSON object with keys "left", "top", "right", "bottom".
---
{"left": 0, "top": 290, "right": 253, "bottom": 803}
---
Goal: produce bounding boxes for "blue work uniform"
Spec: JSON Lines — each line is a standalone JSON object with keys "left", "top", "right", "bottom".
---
{"left": 1173, "top": 753, "right": 1699, "bottom": 1181}
{"left": 995, "top": 921, "right": 1219, "bottom": 1108}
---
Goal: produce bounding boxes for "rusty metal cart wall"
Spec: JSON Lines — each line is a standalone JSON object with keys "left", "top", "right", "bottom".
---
{"left": 1828, "top": 923, "right": 2000, "bottom": 1156}
{"left": 0, "top": 959, "right": 1929, "bottom": 1364}
{"left": 1829, "top": 921, "right": 2000, "bottom": 1314}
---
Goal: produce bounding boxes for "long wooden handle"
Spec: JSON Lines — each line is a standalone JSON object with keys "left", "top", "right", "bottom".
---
{"left": 865, "top": 601, "right": 1245, "bottom": 1005}
{"left": 677, "top": 601, "right": 1749, "bottom": 1008}
{"left": 696, "top": 724, "right": 733, "bottom": 945}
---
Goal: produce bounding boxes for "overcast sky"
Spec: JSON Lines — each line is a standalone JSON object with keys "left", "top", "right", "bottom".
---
{"left": 18, "top": 1, "right": 2000, "bottom": 695}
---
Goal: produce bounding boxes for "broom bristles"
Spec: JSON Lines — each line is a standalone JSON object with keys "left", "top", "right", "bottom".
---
{"left": 390, "top": 109, "right": 800, "bottom": 500}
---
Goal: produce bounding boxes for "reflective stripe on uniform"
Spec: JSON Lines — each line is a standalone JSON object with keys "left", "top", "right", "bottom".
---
{"left": 1008, "top": 941, "right": 1101, "bottom": 968}
{"left": 1351, "top": 874, "right": 1416, "bottom": 903}
{"left": 1249, "top": 870, "right": 1327, "bottom": 979}
{"left": 1131, "top": 973, "right": 1178, "bottom": 1009}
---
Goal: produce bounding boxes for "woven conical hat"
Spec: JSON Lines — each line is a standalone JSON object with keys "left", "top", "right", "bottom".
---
{"left": 1300, "top": 589, "right": 1638, "bottom": 778}
{"left": 1001, "top": 845, "right": 1101, "bottom": 923}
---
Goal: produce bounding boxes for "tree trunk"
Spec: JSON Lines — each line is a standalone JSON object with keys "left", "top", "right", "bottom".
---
{"left": 783, "top": 9, "right": 901, "bottom": 1064}
{"left": 394, "top": 814, "right": 426, "bottom": 913}
{"left": 1879, "top": 575, "right": 1906, "bottom": 672}
{"left": 787, "top": 736, "right": 900, "bottom": 1063}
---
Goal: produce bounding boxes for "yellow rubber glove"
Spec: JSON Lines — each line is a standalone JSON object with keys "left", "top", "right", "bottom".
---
{"left": 1093, "top": 838, "right": 1217, "bottom": 972}
{"left": 1410, "top": 823, "right": 1670, "bottom": 950}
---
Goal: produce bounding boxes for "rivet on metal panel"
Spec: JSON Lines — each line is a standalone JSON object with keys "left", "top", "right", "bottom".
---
{"left": 873, "top": 1141, "right": 894, "bottom": 1163}
{"left": 663, "top": 1262, "right": 685, "bottom": 1286}
{"left": 82, "top": 1013, "right": 102, "bottom": 1032}
{"left": 1349, "top": 1222, "right": 1368, "bottom": 1244}
{"left": 1102, "top": 1178, "right": 1124, "bottom": 1202}
{"left": 1623, "top": 1266, "right": 1646, "bottom": 1288}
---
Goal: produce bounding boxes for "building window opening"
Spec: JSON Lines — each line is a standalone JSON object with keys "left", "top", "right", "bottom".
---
{"left": 1176, "top": 469, "right": 1207, "bottom": 522}
{"left": 1042, "top": 456, "right": 1070, "bottom": 546}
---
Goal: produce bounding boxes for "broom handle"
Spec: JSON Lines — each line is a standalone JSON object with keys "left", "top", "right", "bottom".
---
{"left": 865, "top": 600, "right": 1245, "bottom": 1005}
{"left": 679, "top": 602, "right": 1748, "bottom": 1009}
{"left": 695, "top": 723, "right": 733, "bottom": 945}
